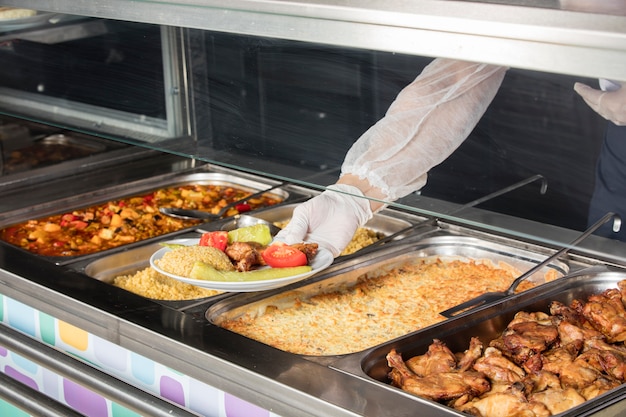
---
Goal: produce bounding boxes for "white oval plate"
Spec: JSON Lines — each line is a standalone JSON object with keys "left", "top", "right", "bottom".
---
{"left": 150, "top": 238, "right": 333, "bottom": 292}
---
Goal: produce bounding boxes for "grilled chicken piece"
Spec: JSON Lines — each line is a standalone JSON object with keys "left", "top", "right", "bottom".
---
{"left": 522, "top": 370, "right": 561, "bottom": 395}
{"left": 473, "top": 347, "right": 526, "bottom": 384}
{"left": 583, "top": 338, "right": 626, "bottom": 381}
{"left": 555, "top": 319, "right": 604, "bottom": 347}
{"left": 529, "top": 387, "right": 586, "bottom": 415}
{"left": 618, "top": 280, "right": 626, "bottom": 307}
{"left": 289, "top": 242, "right": 318, "bottom": 263}
{"left": 582, "top": 288, "right": 626, "bottom": 343}
{"left": 490, "top": 312, "right": 559, "bottom": 365}
{"left": 550, "top": 300, "right": 588, "bottom": 327}
{"left": 457, "top": 337, "right": 485, "bottom": 372}
{"left": 458, "top": 385, "right": 551, "bottom": 417}
{"left": 579, "top": 375, "right": 622, "bottom": 400}
{"left": 405, "top": 339, "right": 457, "bottom": 376}
{"left": 225, "top": 241, "right": 266, "bottom": 272}
{"left": 387, "top": 349, "right": 490, "bottom": 402}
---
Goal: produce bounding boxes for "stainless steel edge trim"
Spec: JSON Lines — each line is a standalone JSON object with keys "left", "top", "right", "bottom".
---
{"left": 0, "top": 371, "right": 84, "bottom": 417}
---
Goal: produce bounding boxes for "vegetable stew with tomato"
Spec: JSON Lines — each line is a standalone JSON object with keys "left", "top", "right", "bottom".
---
{"left": 0, "top": 183, "right": 283, "bottom": 257}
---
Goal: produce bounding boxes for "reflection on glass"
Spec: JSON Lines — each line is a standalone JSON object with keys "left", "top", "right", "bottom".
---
{"left": 0, "top": 18, "right": 617, "bottom": 246}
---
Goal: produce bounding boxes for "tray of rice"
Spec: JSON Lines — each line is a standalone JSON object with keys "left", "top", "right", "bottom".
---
{"left": 83, "top": 237, "right": 225, "bottom": 305}
{"left": 206, "top": 235, "right": 570, "bottom": 356}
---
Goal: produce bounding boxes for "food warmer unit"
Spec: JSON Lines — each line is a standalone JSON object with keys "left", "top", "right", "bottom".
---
{"left": 0, "top": 1, "right": 625, "bottom": 417}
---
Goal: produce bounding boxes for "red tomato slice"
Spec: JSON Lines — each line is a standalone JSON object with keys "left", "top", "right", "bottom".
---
{"left": 262, "top": 243, "right": 308, "bottom": 268}
{"left": 199, "top": 231, "right": 228, "bottom": 251}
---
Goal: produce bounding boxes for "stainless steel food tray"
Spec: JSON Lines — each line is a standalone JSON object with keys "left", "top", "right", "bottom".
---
{"left": 206, "top": 235, "right": 571, "bottom": 357}
{"left": 1, "top": 131, "right": 122, "bottom": 175}
{"left": 331, "top": 268, "right": 626, "bottom": 417}
{"left": 0, "top": 171, "right": 307, "bottom": 264}
{"left": 80, "top": 231, "right": 230, "bottom": 309}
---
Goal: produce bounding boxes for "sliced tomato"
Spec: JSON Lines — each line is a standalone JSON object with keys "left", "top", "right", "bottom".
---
{"left": 262, "top": 242, "right": 308, "bottom": 268}
{"left": 199, "top": 231, "right": 228, "bottom": 251}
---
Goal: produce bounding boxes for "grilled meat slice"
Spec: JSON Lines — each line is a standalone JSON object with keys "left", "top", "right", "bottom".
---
{"left": 225, "top": 241, "right": 266, "bottom": 272}
{"left": 387, "top": 348, "right": 490, "bottom": 402}
{"left": 582, "top": 288, "right": 626, "bottom": 343}
{"left": 289, "top": 242, "right": 318, "bottom": 263}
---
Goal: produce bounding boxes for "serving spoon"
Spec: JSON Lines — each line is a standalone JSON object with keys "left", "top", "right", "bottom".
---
{"left": 440, "top": 211, "right": 622, "bottom": 318}
{"left": 159, "top": 182, "right": 287, "bottom": 221}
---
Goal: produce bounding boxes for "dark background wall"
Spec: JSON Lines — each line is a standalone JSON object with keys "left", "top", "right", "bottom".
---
{"left": 196, "top": 31, "right": 606, "bottom": 232}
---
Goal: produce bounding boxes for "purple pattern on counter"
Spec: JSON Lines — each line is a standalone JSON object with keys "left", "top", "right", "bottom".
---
{"left": 64, "top": 378, "right": 108, "bottom": 417}
{"left": 225, "top": 393, "right": 269, "bottom": 417}
{"left": 0, "top": 346, "right": 6, "bottom": 356}
{"left": 160, "top": 375, "right": 185, "bottom": 406}
{"left": 5, "top": 366, "right": 38, "bottom": 390}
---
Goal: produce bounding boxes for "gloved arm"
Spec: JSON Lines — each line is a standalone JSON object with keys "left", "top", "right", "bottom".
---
{"left": 574, "top": 80, "right": 626, "bottom": 126}
{"left": 341, "top": 58, "right": 507, "bottom": 201}
{"left": 275, "top": 58, "right": 507, "bottom": 256}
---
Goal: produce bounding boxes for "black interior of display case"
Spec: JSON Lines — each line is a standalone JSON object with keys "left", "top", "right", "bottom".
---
{"left": 192, "top": 31, "right": 607, "bottom": 233}
{"left": 0, "top": 20, "right": 166, "bottom": 117}
{"left": 0, "top": 21, "right": 612, "bottom": 241}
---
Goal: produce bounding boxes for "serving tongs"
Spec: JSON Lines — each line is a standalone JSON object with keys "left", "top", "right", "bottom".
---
{"left": 159, "top": 182, "right": 288, "bottom": 221}
{"left": 342, "top": 174, "right": 549, "bottom": 259}
{"left": 440, "top": 212, "right": 622, "bottom": 318}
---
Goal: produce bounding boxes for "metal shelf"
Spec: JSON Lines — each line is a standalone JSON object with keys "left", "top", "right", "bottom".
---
{"left": 4, "top": 0, "right": 626, "bottom": 80}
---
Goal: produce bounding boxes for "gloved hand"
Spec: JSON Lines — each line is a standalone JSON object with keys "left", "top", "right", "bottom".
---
{"left": 273, "top": 184, "right": 373, "bottom": 257}
{"left": 574, "top": 81, "right": 626, "bottom": 126}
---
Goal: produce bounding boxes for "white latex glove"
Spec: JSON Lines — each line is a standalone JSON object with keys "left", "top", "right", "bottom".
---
{"left": 273, "top": 184, "right": 372, "bottom": 257}
{"left": 574, "top": 81, "right": 626, "bottom": 126}
{"left": 342, "top": 58, "right": 507, "bottom": 201}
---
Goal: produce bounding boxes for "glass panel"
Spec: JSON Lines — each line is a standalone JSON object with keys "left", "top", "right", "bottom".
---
{"left": 0, "top": 15, "right": 623, "bottom": 253}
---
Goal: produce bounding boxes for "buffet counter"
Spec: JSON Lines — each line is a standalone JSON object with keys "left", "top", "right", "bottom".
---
{"left": 0, "top": 1, "right": 626, "bottom": 416}
{"left": 1, "top": 155, "right": 626, "bottom": 416}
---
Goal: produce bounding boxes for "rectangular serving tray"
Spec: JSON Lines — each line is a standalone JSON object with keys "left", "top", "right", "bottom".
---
{"left": 206, "top": 234, "right": 571, "bottom": 357}
{"left": 0, "top": 170, "right": 307, "bottom": 264}
{"left": 330, "top": 267, "right": 626, "bottom": 417}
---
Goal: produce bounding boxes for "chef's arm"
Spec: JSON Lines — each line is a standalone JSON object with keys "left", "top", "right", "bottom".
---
{"left": 339, "top": 58, "right": 507, "bottom": 211}
{"left": 275, "top": 58, "right": 507, "bottom": 256}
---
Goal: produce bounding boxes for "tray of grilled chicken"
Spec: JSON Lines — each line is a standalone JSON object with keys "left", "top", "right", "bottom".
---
{"left": 0, "top": 170, "right": 306, "bottom": 264}
{"left": 330, "top": 268, "right": 626, "bottom": 417}
{"left": 206, "top": 234, "right": 571, "bottom": 357}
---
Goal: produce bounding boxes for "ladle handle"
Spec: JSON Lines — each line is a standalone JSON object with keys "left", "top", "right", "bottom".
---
{"left": 341, "top": 175, "right": 549, "bottom": 258}
{"left": 216, "top": 181, "right": 290, "bottom": 217}
{"left": 506, "top": 212, "right": 621, "bottom": 295}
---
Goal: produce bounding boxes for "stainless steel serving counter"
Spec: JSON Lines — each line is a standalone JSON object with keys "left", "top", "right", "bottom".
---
{"left": 1, "top": 158, "right": 626, "bottom": 416}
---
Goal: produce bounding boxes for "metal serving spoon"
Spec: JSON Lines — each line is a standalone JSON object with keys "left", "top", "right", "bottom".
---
{"left": 159, "top": 182, "right": 287, "bottom": 221}
{"left": 439, "top": 211, "right": 622, "bottom": 318}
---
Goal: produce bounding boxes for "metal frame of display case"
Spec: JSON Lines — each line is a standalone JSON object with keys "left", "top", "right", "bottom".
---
{"left": 4, "top": 0, "right": 626, "bottom": 81}
{"left": 0, "top": 21, "right": 189, "bottom": 143}
{"left": 1, "top": 1, "right": 626, "bottom": 417}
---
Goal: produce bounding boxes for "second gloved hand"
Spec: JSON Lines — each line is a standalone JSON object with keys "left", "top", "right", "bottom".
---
{"left": 273, "top": 184, "right": 373, "bottom": 257}
{"left": 574, "top": 81, "right": 626, "bottom": 126}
